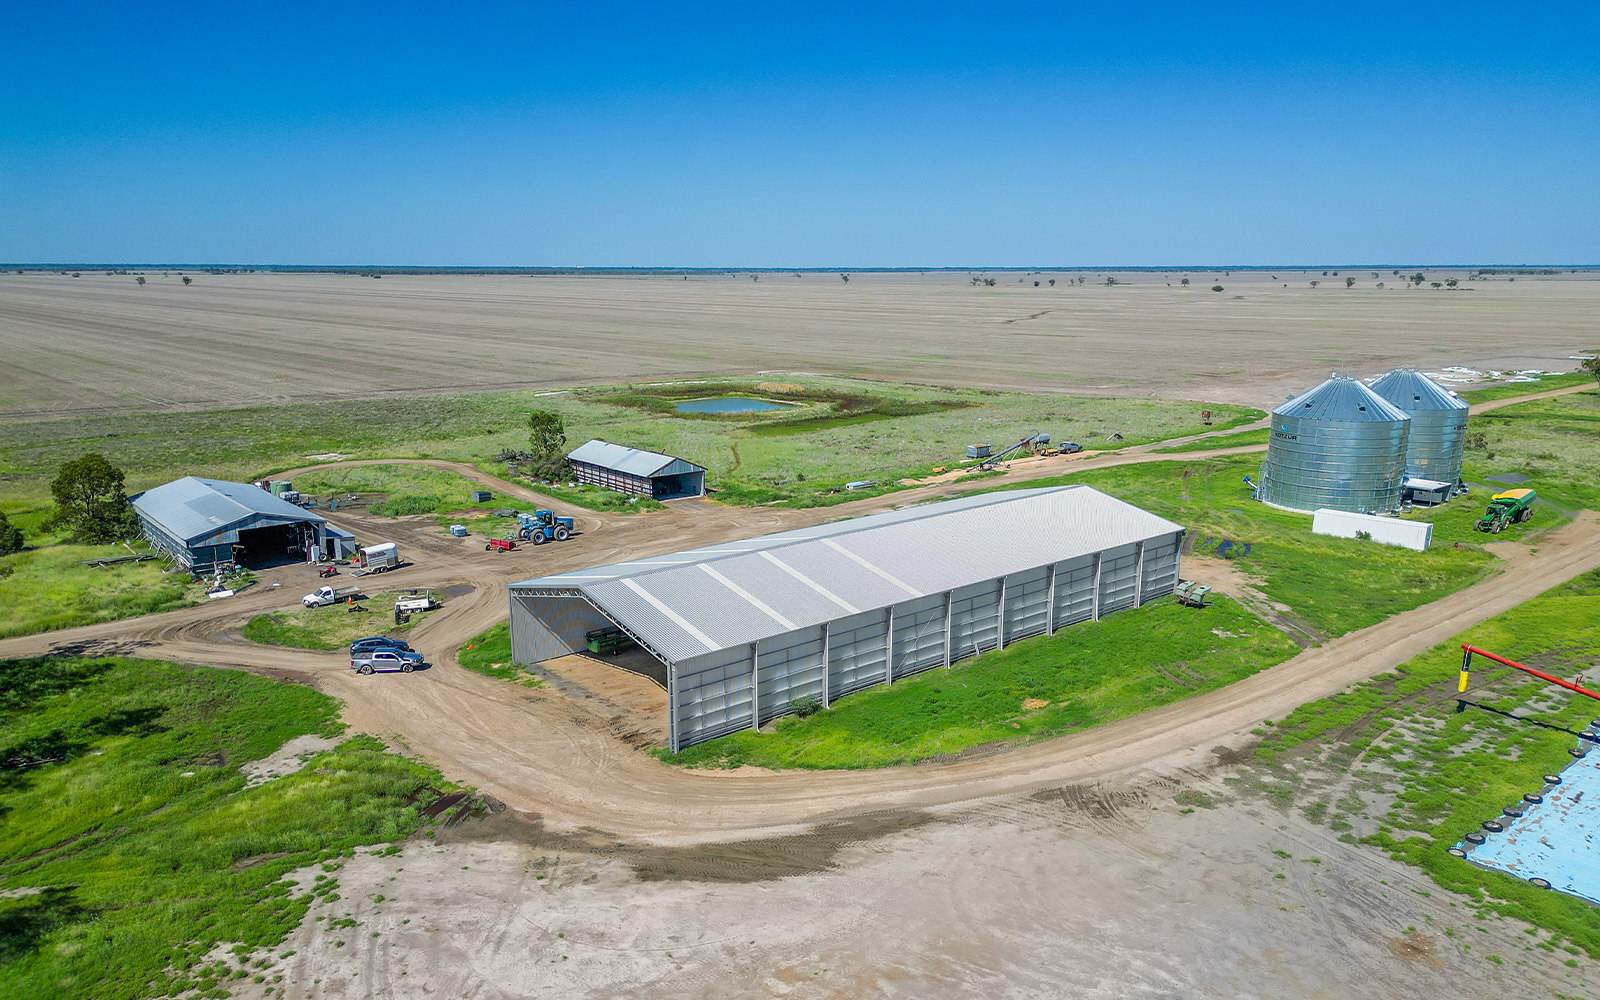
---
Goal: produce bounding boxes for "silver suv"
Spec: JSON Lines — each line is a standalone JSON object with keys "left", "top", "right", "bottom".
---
{"left": 350, "top": 648, "right": 424, "bottom": 674}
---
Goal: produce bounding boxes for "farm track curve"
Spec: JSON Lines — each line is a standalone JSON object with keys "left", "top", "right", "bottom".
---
{"left": 0, "top": 384, "right": 1594, "bottom": 845}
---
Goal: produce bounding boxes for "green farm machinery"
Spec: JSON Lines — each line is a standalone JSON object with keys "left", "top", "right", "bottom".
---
{"left": 585, "top": 627, "right": 635, "bottom": 656}
{"left": 1474, "top": 489, "right": 1536, "bottom": 534}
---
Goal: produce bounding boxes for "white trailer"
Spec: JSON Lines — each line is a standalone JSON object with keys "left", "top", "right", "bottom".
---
{"left": 358, "top": 543, "right": 399, "bottom": 572}
{"left": 1311, "top": 509, "right": 1432, "bottom": 552}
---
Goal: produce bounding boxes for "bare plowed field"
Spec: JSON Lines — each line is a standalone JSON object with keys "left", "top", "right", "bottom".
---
{"left": 0, "top": 269, "right": 1591, "bottom": 415}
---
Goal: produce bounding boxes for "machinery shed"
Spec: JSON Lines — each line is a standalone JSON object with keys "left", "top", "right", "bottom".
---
{"left": 508, "top": 485, "right": 1185, "bottom": 751}
{"left": 130, "top": 476, "right": 352, "bottom": 572}
{"left": 567, "top": 439, "right": 706, "bottom": 500}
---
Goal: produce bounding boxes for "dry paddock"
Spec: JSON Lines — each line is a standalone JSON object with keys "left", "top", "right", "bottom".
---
{"left": 0, "top": 269, "right": 1594, "bottom": 415}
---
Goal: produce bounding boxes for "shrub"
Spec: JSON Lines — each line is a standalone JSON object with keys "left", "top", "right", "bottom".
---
{"left": 789, "top": 694, "right": 823, "bottom": 718}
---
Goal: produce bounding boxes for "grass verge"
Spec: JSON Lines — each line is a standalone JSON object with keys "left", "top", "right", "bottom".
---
{"left": 0, "top": 544, "right": 201, "bottom": 639}
{"left": 241, "top": 591, "right": 435, "bottom": 651}
{"left": 458, "top": 623, "right": 542, "bottom": 686}
{"left": 1249, "top": 568, "right": 1600, "bottom": 956}
{"left": 1153, "top": 427, "right": 1270, "bottom": 453}
{"left": 0, "top": 655, "right": 447, "bottom": 1000}
{"left": 657, "top": 596, "right": 1299, "bottom": 770}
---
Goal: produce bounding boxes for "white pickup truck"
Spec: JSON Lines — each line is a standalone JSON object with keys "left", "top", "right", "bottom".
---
{"left": 302, "top": 585, "right": 362, "bottom": 608}
{"left": 395, "top": 591, "right": 438, "bottom": 613}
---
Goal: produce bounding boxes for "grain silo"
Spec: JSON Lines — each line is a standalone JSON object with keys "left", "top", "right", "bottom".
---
{"left": 1257, "top": 375, "right": 1411, "bottom": 514}
{"left": 1368, "top": 369, "right": 1469, "bottom": 489}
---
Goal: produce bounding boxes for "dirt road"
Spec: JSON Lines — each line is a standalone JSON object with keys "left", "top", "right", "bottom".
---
{"left": 6, "top": 383, "right": 1598, "bottom": 844}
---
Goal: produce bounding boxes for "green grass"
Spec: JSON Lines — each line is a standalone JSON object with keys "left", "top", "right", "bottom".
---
{"left": 999, "top": 456, "right": 1497, "bottom": 638}
{"left": 1455, "top": 370, "right": 1594, "bottom": 402}
{"left": 457, "top": 622, "right": 541, "bottom": 686}
{"left": 0, "top": 656, "right": 446, "bottom": 999}
{"left": 240, "top": 591, "right": 434, "bottom": 651}
{"left": 0, "top": 543, "right": 202, "bottom": 639}
{"left": 1252, "top": 568, "right": 1600, "bottom": 956}
{"left": 1153, "top": 427, "right": 1270, "bottom": 453}
{"left": 657, "top": 596, "right": 1299, "bottom": 769}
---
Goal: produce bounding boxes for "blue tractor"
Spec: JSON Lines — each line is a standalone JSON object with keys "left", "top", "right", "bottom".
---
{"left": 517, "top": 510, "right": 575, "bottom": 545}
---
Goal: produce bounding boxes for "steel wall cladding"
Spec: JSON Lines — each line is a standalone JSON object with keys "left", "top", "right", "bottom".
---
{"left": 1258, "top": 376, "right": 1412, "bottom": 514}
{"left": 1368, "top": 369, "right": 1469, "bottom": 484}
{"left": 507, "top": 485, "right": 1188, "bottom": 750}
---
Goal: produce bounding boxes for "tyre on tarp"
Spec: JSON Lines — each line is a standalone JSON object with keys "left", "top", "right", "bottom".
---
{"left": 1530, "top": 878, "right": 1552, "bottom": 890}
{"left": 1448, "top": 847, "right": 1468, "bottom": 858}
{"left": 1482, "top": 820, "right": 1504, "bottom": 833}
{"left": 1544, "top": 774, "right": 1563, "bottom": 785}
{"left": 1524, "top": 793, "right": 1544, "bottom": 804}
{"left": 1465, "top": 832, "right": 1486, "bottom": 845}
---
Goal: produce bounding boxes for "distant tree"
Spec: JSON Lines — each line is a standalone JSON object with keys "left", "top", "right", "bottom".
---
{"left": 1048, "top": 278, "right": 1055, "bottom": 286}
{"left": 1345, "top": 276, "right": 1355, "bottom": 288}
{"left": 1077, "top": 276, "right": 1086, "bottom": 285}
{"left": 0, "top": 511, "right": 23, "bottom": 555}
{"left": 1310, "top": 280, "right": 1320, "bottom": 288}
{"left": 1431, "top": 281, "right": 1443, "bottom": 288}
{"left": 1372, "top": 272, "right": 1380, "bottom": 279}
{"left": 1104, "top": 276, "right": 1119, "bottom": 286}
{"left": 1445, "top": 278, "right": 1458, "bottom": 288}
{"left": 1393, "top": 270, "right": 1400, "bottom": 276}
{"left": 182, "top": 275, "right": 192, "bottom": 285}
{"left": 1211, "top": 285, "right": 1224, "bottom": 292}
{"left": 752, "top": 274, "right": 758, "bottom": 282}
{"left": 1322, "top": 270, "right": 1329, "bottom": 277}
{"left": 47, "top": 453, "right": 139, "bottom": 543}
{"left": 1411, "top": 272, "right": 1425, "bottom": 284}
{"left": 1033, "top": 280, "right": 1040, "bottom": 287}
{"left": 840, "top": 273, "right": 850, "bottom": 283}
{"left": 1180, "top": 277, "right": 1190, "bottom": 286}
{"left": 1376, "top": 282, "right": 1385, "bottom": 288}
{"left": 527, "top": 409, "right": 566, "bottom": 458}
{"left": 1580, "top": 353, "right": 1600, "bottom": 387}
{"left": 135, "top": 276, "right": 145, "bottom": 286}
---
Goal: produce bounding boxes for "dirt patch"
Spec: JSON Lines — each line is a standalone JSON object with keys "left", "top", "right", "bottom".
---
{"left": 240, "top": 733, "right": 341, "bottom": 787}
{"left": 1389, "top": 930, "right": 1444, "bottom": 969}
{"left": 1022, "top": 697, "right": 1050, "bottom": 711}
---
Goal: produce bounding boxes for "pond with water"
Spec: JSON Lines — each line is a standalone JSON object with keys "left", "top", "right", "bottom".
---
{"left": 675, "top": 396, "right": 798, "bottom": 414}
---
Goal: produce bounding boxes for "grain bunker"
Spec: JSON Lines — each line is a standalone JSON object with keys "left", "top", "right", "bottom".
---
{"left": 1257, "top": 375, "right": 1411, "bottom": 514}
{"left": 507, "top": 485, "right": 1185, "bottom": 750}
{"left": 1368, "top": 368, "right": 1469, "bottom": 492}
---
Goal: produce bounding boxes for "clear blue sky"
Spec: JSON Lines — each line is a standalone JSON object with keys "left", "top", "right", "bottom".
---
{"left": 2, "top": 2, "right": 1596, "bottom": 266}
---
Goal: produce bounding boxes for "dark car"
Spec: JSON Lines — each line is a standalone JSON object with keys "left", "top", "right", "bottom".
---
{"left": 1060, "top": 442, "right": 1084, "bottom": 454}
{"left": 350, "top": 648, "right": 424, "bottom": 674}
{"left": 349, "top": 636, "right": 413, "bottom": 656}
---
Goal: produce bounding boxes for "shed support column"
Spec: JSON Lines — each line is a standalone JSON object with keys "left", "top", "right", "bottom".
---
{"left": 667, "top": 663, "right": 679, "bottom": 753}
{"left": 820, "top": 623, "right": 831, "bottom": 709}
{"left": 1092, "top": 552, "right": 1103, "bottom": 622}
{"left": 750, "top": 643, "right": 760, "bottom": 732}
{"left": 996, "top": 577, "right": 1007, "bottom": 650}
{"left": 884, "top": 607, "right": 895, "bottom": 685}
{"left": 1134, "top": 540, "right": 1146, "bottom": 607}
{"left": 943, "top": 591, "right": 954, "bottom": 668}
{"left": 1046, "top": 562, "right": 1058, "bottom": 634}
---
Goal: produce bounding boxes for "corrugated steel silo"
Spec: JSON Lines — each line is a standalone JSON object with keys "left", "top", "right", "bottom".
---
{"left": 1367, "top": 369, "right": 1469, "bottom": 485}
{"left": 1258, "top": 376, "right": 1411, "bottom": 513}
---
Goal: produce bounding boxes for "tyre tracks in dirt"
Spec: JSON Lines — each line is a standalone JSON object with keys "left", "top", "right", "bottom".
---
{"left": 2, "top": 385, "right": 1594, "bottom": 845}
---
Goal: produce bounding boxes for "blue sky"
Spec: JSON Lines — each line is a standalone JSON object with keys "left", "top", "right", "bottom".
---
{"left": 1, "top": 3, "right": 1596, "bottom": 266}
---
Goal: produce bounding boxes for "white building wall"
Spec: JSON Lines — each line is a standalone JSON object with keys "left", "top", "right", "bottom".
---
{"left": 1311, "top": 509, "right": 1432, "bottom": 551}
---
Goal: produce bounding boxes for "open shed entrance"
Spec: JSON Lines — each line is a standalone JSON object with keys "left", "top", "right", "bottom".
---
{"left": 234, "top": 522, "right": 317, "bottom": 568}
{"left": 651, "top": 472, "right": 704, "bottom": 501}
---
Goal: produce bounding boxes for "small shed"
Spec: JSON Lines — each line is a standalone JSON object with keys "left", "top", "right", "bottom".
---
{"left": 566, "top": 440, "right": 706, "bottom": 500}
{"left": 130, "top": 476, "right": 352, "bottom": 572}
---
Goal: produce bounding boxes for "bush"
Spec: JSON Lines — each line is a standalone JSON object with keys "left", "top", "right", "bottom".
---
{"left": 789, "top": 694, "right": 823, "bottom": 718}
{"left": 0, "top": 512, "right": 22, "bottom": 555}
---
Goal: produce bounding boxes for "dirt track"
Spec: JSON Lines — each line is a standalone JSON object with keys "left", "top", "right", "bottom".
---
{"left": 5, "top": 384, "right": 1597, "bottom": 845}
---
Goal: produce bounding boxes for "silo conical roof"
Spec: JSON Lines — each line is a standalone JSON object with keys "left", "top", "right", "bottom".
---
{"left": 1272, "top": 376, "right": 1411, "bottom": 423}
{"left": 1367, "top": 369, "right": 1468, "bottom": 412}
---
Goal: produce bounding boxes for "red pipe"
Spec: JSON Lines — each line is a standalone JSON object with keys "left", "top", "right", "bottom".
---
{"left": 1462, "top": 644, "right": 1600, "bottom": 703}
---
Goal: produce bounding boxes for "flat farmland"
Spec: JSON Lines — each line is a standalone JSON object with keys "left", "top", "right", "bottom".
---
{"left": 0, "top": 269, "right": 1593, "bottom": 416}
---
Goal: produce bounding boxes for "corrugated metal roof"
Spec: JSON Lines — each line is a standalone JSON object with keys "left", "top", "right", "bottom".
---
{"left": 1273, "top": 376, "right": 1411, "bottom": 423}
{"left": 567, "top": 439, "right": 706, "bottom": 478}
{"left": 510, "top": 485, "right": 1185, "bottom": 662}
{"left": 129, "top": 477, "right": 325, "bottom": 544}
{"left": 1368, "top": 369, "right": 1469, "bottom": 412}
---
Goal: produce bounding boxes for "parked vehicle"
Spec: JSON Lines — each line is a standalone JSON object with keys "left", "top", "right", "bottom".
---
{"left": 1059, "top": 442, "right": 1084, "bottom": 454}
{"left": 350, "top": 636, "right": 414, "bottom": 655}
{"left": 1475, "top": 489, "right": 1537, "bottom": 533}
{"left": 358, "top": 543, "right": 399, "bottom": 572}
{"left": 395, "top": 591, "right": 438, "bottom": 613}
{"left": 302, "top": 584, "right": 362, "bottom": 608}
{"left": 517, "top": 510, "right": 575, "bottom": 545}
{"left": 486, "top": 538, "right": 517, "bottom": 552}
{"left": 585, "top": 626, "right": 634, "bottom": 656}
{"left": 350, "top": 648, "right": 423, "bottom": 674}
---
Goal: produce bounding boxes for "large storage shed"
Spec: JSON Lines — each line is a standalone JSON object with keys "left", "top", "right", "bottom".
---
{"left": 508, "top": 485, "right": 1185, "bottom": 751}
{"left": 566, "top": 440, "right": 705, "bottom": 500}
{"left": 1257, "top": 375, "right": 1411, "bottom": 514}
{"left": 130, "top": 477, "right": 352, "bottom": 572}
{"left": 1368, "top": 368, "right": 1469, "bottom": 487}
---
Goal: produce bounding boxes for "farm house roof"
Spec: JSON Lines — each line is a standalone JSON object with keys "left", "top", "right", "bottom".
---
{"left": 509, "top": 485, "right": 1184, "bottom": 663}
{"left": 566, "top": 439, "right": 705, "bottom": 478}
{"left": 129, "top": 477, "right": 325, "bottom": 544}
